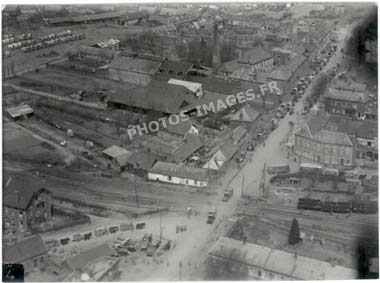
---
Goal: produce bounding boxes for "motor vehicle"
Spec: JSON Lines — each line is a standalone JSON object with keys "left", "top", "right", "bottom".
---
{"left": 163, "top": 240, "right": 171, "bottom": 250}
{"left": 126, "top": 244, "right": 137, "bottom": 252}
{"left": 60, "top": 140, "right": 67, "bottom": 147}
{"left": 109, "top": 226, "right": 119, "bottom": 234}
{"left": 146, "top": 245, "right": 157, "bottom": 257}
{"left": 207, "top": 207, "right": 217, "bottom": 224}
{"left": 236, "top": 153, "right": 245, "bottom": 163}
{"left": 289, "top": 110, "right": 294, "bottom": 115}
{"left": 247, "top": 144, "right": 254, "bottom": 151}
{"left": 60, "top": 238, "right": 70, "bottom": 245}
{"left": 72, "top": 234, "right": 83, "bottom": 242}
{"left": 222, "top": 187, "right": 234, "bottom": 202}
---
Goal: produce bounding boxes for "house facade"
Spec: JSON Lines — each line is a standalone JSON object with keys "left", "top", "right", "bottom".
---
{"left": 3, "top": 177, "right": 52, "bottom": 236}
{"left": 324, "top": 89, "right": 367, "bottom": 118}
{"left": 148, "top": 162, "right": 209, "bottom": 187}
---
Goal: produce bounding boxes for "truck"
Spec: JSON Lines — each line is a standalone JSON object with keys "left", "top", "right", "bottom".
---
{"left": 207, "top": 207, "right": 217, "bottom": 224}
{"left": 222, "top": 188, "right": 234, "bottom": 202}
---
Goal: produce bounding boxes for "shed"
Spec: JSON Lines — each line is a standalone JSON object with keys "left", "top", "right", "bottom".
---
{"left": 6, "top": 104, "right": 33, "bottom": 120}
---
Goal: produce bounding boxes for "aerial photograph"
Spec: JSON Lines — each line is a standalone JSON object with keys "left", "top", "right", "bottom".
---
{"left": 2, "top": 2, "right": 379, "bottom": 282}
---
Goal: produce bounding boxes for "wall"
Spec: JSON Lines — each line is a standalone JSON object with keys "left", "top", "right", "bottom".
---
{"left": 295, "top": 134, "right": 354, "bottom": 168}
{"left": 147, "top": 172, "right": 208, "bottom": 187}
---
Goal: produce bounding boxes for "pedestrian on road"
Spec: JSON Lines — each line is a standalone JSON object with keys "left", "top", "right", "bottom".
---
{"left": 176, "top": 225, "right": 179, "bottom": 233}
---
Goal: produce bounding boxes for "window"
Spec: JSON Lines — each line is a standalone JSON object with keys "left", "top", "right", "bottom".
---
{"left": 34, "top": 258, "right": 38, "bottom": 268}
{"left": 257, "top": 270, "right": 262, "bottom": 277}
{"left": 368, "top": 141, "right": 372, "bottom": 147}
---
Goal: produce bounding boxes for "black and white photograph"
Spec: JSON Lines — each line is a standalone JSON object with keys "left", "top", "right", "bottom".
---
{"left": 1, "top": 2, "right": 379, "bottom": 281}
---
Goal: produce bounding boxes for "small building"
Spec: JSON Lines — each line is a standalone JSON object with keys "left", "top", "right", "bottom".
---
{"left": 168, "top": 135, "right": 204, "bottom": 164}
{"left": 168, "top": 79, "right": 203, "bottom": 98}
{"left": 154, "top": 59, "right": 194, "bottom": 81}
{"left": 102, "top": 145, "right": 132, "bottom": 170}
{"left": 3, "top": 235, "right": 48, "bottom": 274}
{"left": 3, "top": 175, "right": 52, "bottom": 235}
{"left": 203, "top": 140, "right": 239, "bottom": 171}
{"left": 6, "top": 104, "right": 34, "bottom": 120}
{"left": 62, "top": 244, "right": 114, "bottom": 273}
{"left": 148, "top": 161, "right": 209, "bottom": 187}
{"left": 324, "top": 88, "right": 367, "bottom": 118}
{"left": 92, "top": 38, "right": 120, "bottom": 51}
{"left": 125, "top": 151, "right": 157, "bottom": 176}
{"left": 165, "top": 120, "right": 200, "bottom": 138}
{"left": 77, "top": 46, "right": 117, "bottom": 63}
{"left": 223, "top": 105, "right": 261, "bottom": 128}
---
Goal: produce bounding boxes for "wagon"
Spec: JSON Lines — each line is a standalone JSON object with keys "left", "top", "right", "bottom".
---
{"left": 109, "top": 226, "right": 119, "bottom": 234}
{"left": 60, "top": 238, "right": 70, "bottom": 245}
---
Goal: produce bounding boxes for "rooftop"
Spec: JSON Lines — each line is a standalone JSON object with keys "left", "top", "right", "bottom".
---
{"left": 3, "top": 235, "right": 47, "bottom": 263}
{"left": 154, "top": 60, "right": 193, "bottom": 80}
{"left": 63, "top": 244, "right": 114, "bottom": 271}
{"left": 6, "top": 104, "right": 33, "bottom": 118}
{"left": 326, "top": 88, "right": 367, "bottom": 103}
{"left": 110, "top": 53, "right": 164, "bottom": 74}
{"left": 209, "top": 237, "right": 358, "bottom": 280}
{"left": 102, "top": 145, "right": 131, "bottom": 159}
{"left": 149, "top": 161, "right": 209, "bottom": 181}
{"left": 238, "top": 45, "right": 273, "bottom": 65}
{"left": 169, "top": 135, "right": 204, "bottom": 164}
{"left": 3, "top": 174, "right": 50, "bottom": 210}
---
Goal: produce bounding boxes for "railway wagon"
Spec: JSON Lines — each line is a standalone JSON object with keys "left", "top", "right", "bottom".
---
{"left": 321, "top": 201, "right": 350, "bottom": 213}
{"left": 351, "top": 200, "right": 378, "bottom": 214}
{"left": 297, "top": 198, "right": 322, "bottom": 210}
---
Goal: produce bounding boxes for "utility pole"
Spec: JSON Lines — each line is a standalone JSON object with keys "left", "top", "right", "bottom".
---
{"left": 159, "top": 200, "right": 162, "bottom": 240}
{"left": 241, "top": 174, "right": 245, "bottom": 198}
{"left": 259, "top": 163, "right": 267, "bottom": 198}
{"left": 133, "top": 173, "right": 139, "bottom": 217}
{"left": 179, "top": 261, "right": 182, "bottom": 281}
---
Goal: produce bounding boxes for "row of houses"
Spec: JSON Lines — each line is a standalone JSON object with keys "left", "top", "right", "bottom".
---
{"left": 101, "top": 124, "right": 247, "bottom": 187}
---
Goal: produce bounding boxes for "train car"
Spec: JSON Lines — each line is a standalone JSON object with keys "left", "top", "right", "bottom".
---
{"left": 351, "top": 200, "right": 378, "bottom": 214}
{"left": 322, "top": 201, "right": 350, "bottom": 213}
{"left": 297, "top": 198, "right": 322, "bottom": 210}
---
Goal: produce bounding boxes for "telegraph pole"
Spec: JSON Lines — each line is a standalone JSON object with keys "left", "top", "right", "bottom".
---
{"left": 159, "top": 200, "right": 162, "bottom": 240}
{"left": 133, "top": 173, "right": 139, "bottom": 217}
{"left": 241, "top": 175, "right": 245, "bottom": 198}
{"left": 259, "top": 163, "right": 267, "bottom": 198}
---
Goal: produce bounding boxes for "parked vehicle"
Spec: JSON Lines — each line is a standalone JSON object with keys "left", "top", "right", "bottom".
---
{"left": 60, "top": 238, "right": 70, "bottom": 245}
{"left": 222, "top": 187, "right": 234, "bottom": 202}
{"left": 84, "top": 232, "right": 92, "bottom": 240}
{"left": 109, "top": 226, "right": 119, "bottom": 234}
{"left": 267, "top": 164, "right": 290, "bottom": 175}
{"left": 72, "top": 234, "right": 83, "bottom": 242}
{"left": 207, "top": 207, "right": 217, "bottom": 224}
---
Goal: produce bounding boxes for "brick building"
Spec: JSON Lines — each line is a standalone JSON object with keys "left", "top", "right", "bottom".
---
{"left": 3, "top": 175, "right": 52, "bottom": 237}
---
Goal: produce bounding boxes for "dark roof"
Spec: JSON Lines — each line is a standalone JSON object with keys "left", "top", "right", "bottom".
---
{"left": 125, "top": 11, "right": 149, "bottom": 21}
{"left": 3, "top": 175, "right": 50, "bottom": 210}
{"left": 154, "top": 60, "right": 193, "bottom": 80}
{"left": 107, "top": 80, "right": 196, "bottom": 114}
{"left": 187, "top": 76, "right": 239, "bottom": 95}
{"left": 149, "top": 162, "right": 209, "bottom": 182}
{"left": 126, "top": 151, "right": 157, "bottom": 171}
{"left": 326, "top": 89, "right": 366, "bottom": 103}
{"left": 166, "top": 120, "right": 197, "bottom": 136}
{"left": 169, "top": 135, "right": 204, "bottom": 163}
{"left": 78, "top": 46, "right": 117, "bottom": 60}
{"left": 326, "top": 116, "right": 377, "bottom": 140}
{"left": 3, "top": 235, "right": 47, "bottom": 263}
{"left": 110, "top": 52, "right": 164, "bottom": 74}
{"left": 220, "top": 139, "right": 239, "bottom": 161}
{"left": 239, "top": 45, "right": 273, "bottom": 65}
{"left": 63, "top": 244, "right": 114, "bottom": 271}
{"left": 306, "top": 113, "right": 330, "bottom": 136}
